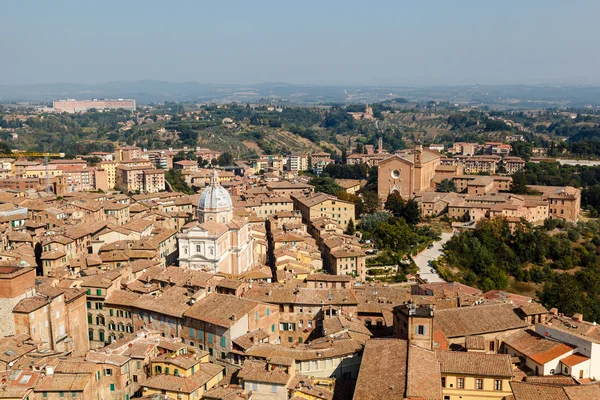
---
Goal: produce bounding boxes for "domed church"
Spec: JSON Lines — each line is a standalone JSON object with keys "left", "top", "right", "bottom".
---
{"left": 177, "top": 169, "right": 254, "bottom": 274}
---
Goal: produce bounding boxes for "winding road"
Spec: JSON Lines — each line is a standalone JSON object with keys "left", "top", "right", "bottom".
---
{"left": 413, "top": 231, "right": 453, "bottom": 283}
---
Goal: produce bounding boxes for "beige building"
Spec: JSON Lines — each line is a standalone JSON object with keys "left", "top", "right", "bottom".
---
{"left": 287, "top": 153, "right": 308, "bottom": 172}
{"left": 116, "top": 166, "right": 165, "bottom": 193}
{"left": 291, "top": 193, "right": 355, "bottom": 228}
{"left": 378, "top": 146, "right": 441, "bottom": 202}
{"left": 528, "top": 185, "right": 581, "bottom": 222}
{"left": 114, "top": 145, "right": 142, "bottom": 162}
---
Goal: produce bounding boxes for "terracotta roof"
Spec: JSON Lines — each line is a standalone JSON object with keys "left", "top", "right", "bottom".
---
{"left": 406, "top": 344, "right": 442, "bottom": 400}
{"left": 519, "top": 302, "right": 548, "bottom": 316}
{"left": 436, "top": 350, "right": 513, "bottom": 377}
{"left": 434, "top": 304, "right": 528, "bottom": 338}
{"left": 465, "top": 335, "right": 486, "bottom": 350}
{"left": 503, "top": 329, "right": 575, "bottom": 365}
{"left": 34, "top": 375, "right": 90, "bottom": 392}
{"left": 184, "top": 293, "right": 259, "bottom": 327}
{"left": 142, "top": 363, "right": 223, "bottom": 393}
{"left": 244, "top": 338, "right": 363, "bottom": 362}
{"left": 353, "top": 339, "right": 407, "bottom": 400}
{"left": 560, "top": 352, "right": 589, "bottom": 367}
{"left": 238, "top": 360, "right": 291, "bottom": 385}
{"left": 509, "top": 381, "right": 568, "bottom": 400}
{"left": 133, "top": 286, "right": 191, "bottom": 318}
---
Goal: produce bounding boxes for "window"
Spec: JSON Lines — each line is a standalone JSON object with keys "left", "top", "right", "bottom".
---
{"left": 266, "top": 308, "right": 270, "bottom": 316}
{"left": 96, "top": 289, "right": 102, "bottom": 296}
{"left": 155, "top": 366, "right": 162, "bottom": 374}
{"left": 221, "top": 352, "right": 226, "bottom": 360}
{"left": 86, "top": 301, "right": 91, "bottom": 309}
{"left": 308, "top": 320, "right": 313, "bottom": 328}
{"left": 198, "top": 330, "right": 204, "bottom": 340}
{"left": 494, "top": 380, "right": 502, "bottom": 391}
{"left": 189, "top": 327, "right": 195, "bottom": 338}
{"left": 104, "top": 369, "right": 112, "bottom": 377}
{"left": 457, "top": 378, "right": 464, "bottom": 389}
{"left": 165, "top": 367, "right": 170, "bottom": 375}
{"left": 271, "top": 385, "right": 277, "bottom": 393}
{"left": 43, "top": 393, "right": 48, "bottom": 398}
{"left": 489, "top": 341, "right": 495, "bottom": 352}
{"left": 209, "top": 348, "right": 213, "bottom": 356}
{"left": 417, "top": 325, "right": 426, "bottom": 335}
{"left": 136, "top": 361, "right": 142, "bottom": 369}
{"left": 288, "top": 337, "right": 293, "bottom": 343}
{"left": 441, "top": 377, "right": 446, "bottom": 388}
{"left": 109, "top": 384, "right": 115, "bottom": 392}
{"left": 88, "top": 329, "right": 94, "bottom": 341}
{"left": 87, "top": 314, "right": 92, "bottom": 324}
{"left": 59, "top": 392, "right": 64, "bottom": 398}
{"left": 208, "top": 333, "right": 213, "bottom": 344}
{"left": 255, "top": 311, "right": 259, "bottom": 321}
{"left": 71, "top": 392, "right": 76, "bottom": 397}
{"left": 475, "top": 379, "right": 483, "bottom": 390}
{"left": 271, "top": 324, "right": 275, "bottom": 332}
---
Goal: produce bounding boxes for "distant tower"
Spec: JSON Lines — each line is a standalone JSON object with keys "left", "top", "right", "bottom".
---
{"left": 378, "top": 137, "right": 383, "bottom": 154}
{"left": 415, "top": 144, "right": 423, "bottom": 166}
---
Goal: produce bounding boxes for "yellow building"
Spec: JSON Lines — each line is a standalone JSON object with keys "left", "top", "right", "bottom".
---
{"left": 99, "top": 161, "right": 118, "bottom": 189}
{"left": 291, "top": 193, "right": 355, "bottom": 229}
{"left": 143, "top": 353, "right": 224, "bottom": 400}
{"left": 437, "top": 351, "right": 513, "bottom": 400}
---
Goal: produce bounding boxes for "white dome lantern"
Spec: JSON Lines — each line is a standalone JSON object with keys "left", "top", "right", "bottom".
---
{"left": 197, "top": 169, "right": 233, "bottom": 224}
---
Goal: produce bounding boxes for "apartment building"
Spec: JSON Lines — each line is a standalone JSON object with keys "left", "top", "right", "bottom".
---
{"left": 116, "top": 166, "right": 165, "bottom": 194}
{"left": 287, "top": 153, "right": 308, "bottom": 172}
{"left": 291, "top": 193, "right": 355, "bottom": 229}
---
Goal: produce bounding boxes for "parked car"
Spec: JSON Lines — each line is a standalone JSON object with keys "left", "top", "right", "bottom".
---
{"left": 430, "top": 268, "right": 436, "bottom": 273}
{"left": 427, "top": 244, "right": 434, "bottom": 249}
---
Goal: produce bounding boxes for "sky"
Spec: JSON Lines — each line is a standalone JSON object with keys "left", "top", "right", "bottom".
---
{"left": 1, "top": 0, "right": 600, "bottom": 86}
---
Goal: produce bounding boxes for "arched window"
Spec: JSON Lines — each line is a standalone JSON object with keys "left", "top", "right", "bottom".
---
{"left": 364, "top": 319, "right": 372, "bottom": 328}
{"left": 118, "top": 323, "right": 124, "bottom": 332}
{"left": 96, "top": 314, "right": 105, "bottom": 326}
{"left": 108, "top": 321, "right": 115, "bottom": 330}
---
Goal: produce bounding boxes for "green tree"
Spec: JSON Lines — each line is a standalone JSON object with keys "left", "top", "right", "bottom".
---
{"left": 436, "top": 178, "right": 457, "bottom": 193}
{"left": 218, "top": 152, "right": 234, "bottom": 166}
{"left": 384, "top": 193, "right": 420, "bottom": 225}
{"left": 510, "top": 171, "right": 530, "bottom": 194}
{"left": 309, "top": 176, "right": 343, "bottom": 195}
{"left": 345, "top": 219, "right": 355, "bottom": 235}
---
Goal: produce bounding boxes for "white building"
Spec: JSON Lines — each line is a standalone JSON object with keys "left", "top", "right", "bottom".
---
{"left": 177, "top": 169, "right": 254, "bottom": 274}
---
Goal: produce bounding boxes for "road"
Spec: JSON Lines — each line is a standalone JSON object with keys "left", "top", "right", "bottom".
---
{"left": 413, "top": 232, "right": 453, "bottom": 283}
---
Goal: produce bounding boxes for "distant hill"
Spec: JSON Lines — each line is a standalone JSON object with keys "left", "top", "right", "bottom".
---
{"left": 3, "top": 81, "right": 600, "bottom": 107}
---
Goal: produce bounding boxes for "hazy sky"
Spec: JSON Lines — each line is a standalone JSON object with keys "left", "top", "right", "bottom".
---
{"left": 2, "top": 0, "right": 600, "bottom": 86}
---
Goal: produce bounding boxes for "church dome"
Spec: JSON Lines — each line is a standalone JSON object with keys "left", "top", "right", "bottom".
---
{"left": 198, "top": 184, "right": 232, "bottom": 210}
{"left": 197, "top": 169, "right": 233, "bottom": 211}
